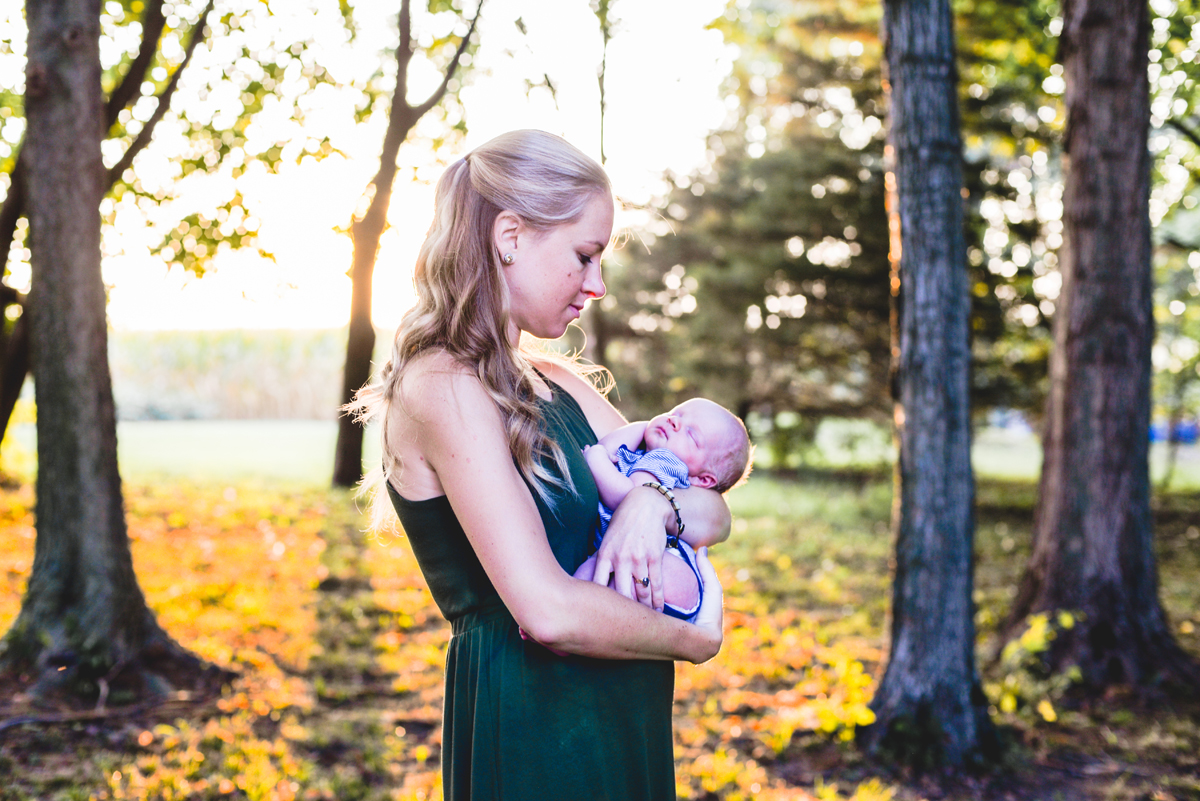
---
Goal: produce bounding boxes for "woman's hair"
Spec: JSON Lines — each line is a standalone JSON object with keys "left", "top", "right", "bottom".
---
{"left": 349, "top": 130, "right": 612, "bottom": 526}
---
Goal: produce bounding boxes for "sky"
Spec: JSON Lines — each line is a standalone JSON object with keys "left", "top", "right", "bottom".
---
{"left": 1, "top": 0, "right": 735, "bottom": 331}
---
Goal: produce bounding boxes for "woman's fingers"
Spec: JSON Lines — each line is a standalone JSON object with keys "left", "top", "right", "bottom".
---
{"left": 591, "top": 550, "right": 615, "bottom": 591}
{"left": 611, "top": 561, "right": 635, "bottom": 601}
{"left": 634, "top": 561, "right": 651, "bottom": 605}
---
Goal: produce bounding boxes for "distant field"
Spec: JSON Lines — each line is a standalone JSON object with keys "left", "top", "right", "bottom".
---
{"left": 4, "top": 419, "right": 1199, "bottom": 489}
{"left": 3, "top": 421, "right": 381, "bottom": 487}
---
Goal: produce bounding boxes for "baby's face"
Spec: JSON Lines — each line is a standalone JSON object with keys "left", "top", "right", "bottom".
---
{"left": 644, "top": 398, "right": 738, "bottom": 489}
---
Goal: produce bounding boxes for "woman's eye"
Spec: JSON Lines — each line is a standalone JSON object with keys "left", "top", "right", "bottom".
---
{"left": 577, "top": 253, "right": 592, "bottom": 267}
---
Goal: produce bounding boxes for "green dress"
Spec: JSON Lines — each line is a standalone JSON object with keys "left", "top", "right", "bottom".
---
{"left": 387, "top": 378, "right": 676, "bottom": 801}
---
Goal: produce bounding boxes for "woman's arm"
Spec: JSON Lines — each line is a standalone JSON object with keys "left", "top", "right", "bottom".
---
{"left": 673, "top": 486, "right": 732, "bottom": 549}
{"left": 399, "top": 358, "right": 720, "bottom": 662}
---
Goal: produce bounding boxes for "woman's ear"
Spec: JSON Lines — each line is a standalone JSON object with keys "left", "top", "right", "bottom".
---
{"left": 493, "top": 210, "right": 522, "bottom": 261}
{"left": 692, "top": 472, "right": 717, "bottom": 490}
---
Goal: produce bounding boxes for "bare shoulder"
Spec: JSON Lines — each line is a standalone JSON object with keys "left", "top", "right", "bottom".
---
{"left": 385, "top": 351, "right": 507, "bottom": 499}
{"left": 534, "top": 358, "right": 626, "bottom": 438}
{"left": 394, "top": 350, "right": 491, "bottom": 422}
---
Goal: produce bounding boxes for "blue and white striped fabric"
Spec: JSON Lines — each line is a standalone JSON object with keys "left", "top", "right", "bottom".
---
{"left": 594, "top": 445, "right": 691, "bottom": 546}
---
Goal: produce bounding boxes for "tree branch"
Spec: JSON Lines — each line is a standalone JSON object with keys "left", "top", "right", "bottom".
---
{"left": 368, "top": 0, "right": 481, "bottom": 194}
{"left": 106, "top": 0, "right": 216, "bottom": 187}
{"left": 105, "top": 0, "right": 168, "bottom": 130}
{"left": 1168, "top": 117, "right": 1200, "bottom": 151}
{"left": 394, "top": 0, "right": 414, "bottom": 114}
{"left": 412, "top": 2, "right": 482, "bottom": 119}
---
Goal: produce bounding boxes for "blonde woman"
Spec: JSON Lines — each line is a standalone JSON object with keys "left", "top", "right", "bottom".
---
{"left": 351, "top": 130, "right": 728, "bottom": 800}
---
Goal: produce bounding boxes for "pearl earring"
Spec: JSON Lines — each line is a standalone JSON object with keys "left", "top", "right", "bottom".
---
{"left": 502, "top": 253, "right": 515, "bottom": 265}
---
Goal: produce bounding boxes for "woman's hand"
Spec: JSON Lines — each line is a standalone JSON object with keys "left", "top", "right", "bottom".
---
{"left": 591, "top": 485, "right": 672, "bottom": 611}
{"left": 690, "top": 547, "right": 724, "bottom": 663}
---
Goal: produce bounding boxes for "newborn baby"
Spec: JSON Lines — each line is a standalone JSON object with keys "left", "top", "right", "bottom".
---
{"left": 577, "top": 397, "right": 752, "bottom": 620}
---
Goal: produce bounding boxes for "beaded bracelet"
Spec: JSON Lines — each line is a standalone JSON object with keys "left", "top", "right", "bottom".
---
{"left": 642, "top": 481, "right": 685, "bottom": 547}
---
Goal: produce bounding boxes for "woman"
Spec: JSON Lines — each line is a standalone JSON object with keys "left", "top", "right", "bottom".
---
{"left": 351, "top": 130, "right": 729, "bottom": 801}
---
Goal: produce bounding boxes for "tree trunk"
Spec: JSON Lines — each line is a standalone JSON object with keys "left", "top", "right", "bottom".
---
{"left": 581, "top": 0, "right": 611, "bottom": 369}
{"left": 331, "top": 0, "right": 480, "bottom": 487}
{"left": 0, "top": 311, "right": 30, "bottom": 439}
{"left": 0, "top": 0, "right": 208, "bottom": 449}
{"left": 331, "top": 202, "right": 388, "bottom": 488}
{"left": 857, "top": 0, "right": 993, "bottom": 766}
{"left": 0, "top": 159, "right": 30, "bottom": 447}
{"left": 1007, "top": 0, "right": 1199, "bottom": 690}
{"left": 4, "top": 0, "right": 190, "bottom": 698}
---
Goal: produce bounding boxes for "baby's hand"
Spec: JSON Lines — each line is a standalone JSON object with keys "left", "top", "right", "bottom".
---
{"left": 584, "top": 443, "right": 616, "bottom": 467}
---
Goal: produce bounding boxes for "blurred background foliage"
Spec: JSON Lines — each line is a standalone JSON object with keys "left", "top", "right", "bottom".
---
{"left": 575, "top": 0, "right": 1200, "bottom": 468}
{"left": 0, "top": 0, "right": 1198, "bottom": 473}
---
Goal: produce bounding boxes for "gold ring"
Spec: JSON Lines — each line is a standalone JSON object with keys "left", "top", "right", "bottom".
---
{"left": 640, "top": 576, "right": 650, "bottom": 588}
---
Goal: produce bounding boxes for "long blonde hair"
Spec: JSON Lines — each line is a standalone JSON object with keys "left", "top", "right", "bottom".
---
{"left": 349, "top": 130, "right": 612, "bottom": 523}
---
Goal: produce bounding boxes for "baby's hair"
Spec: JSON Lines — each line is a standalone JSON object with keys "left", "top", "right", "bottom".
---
{"left": 712, "top": 409, "right": 754, "bottom": 493}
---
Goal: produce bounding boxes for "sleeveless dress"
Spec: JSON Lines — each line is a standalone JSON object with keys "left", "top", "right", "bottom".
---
{"left": 387, "top": 379, "right": 676, "bottom": 801}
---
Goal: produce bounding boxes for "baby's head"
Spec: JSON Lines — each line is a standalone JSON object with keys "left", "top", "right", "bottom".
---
{"left": 644, "top": 398, "right": 752, "bottom": 493}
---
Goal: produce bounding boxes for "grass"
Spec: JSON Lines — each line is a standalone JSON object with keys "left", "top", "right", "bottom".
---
{"left": 1, "top": 425, "right": 1200, "bottom": 800}
{"left": 5, "top": 417, "right": 1200, "bottom": 489}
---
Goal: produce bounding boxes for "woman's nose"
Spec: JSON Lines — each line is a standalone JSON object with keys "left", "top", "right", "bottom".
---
{"left": 583, "top": 262, "right": 606, "bottom": 299}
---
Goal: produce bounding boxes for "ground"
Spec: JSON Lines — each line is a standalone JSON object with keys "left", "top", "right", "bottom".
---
{"left": 0, "top": 472, "right": 1198, "bottom": 801}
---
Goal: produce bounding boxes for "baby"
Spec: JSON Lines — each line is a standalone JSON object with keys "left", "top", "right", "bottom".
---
{"left": 575, "top": 398, "right": 752, "bottom": 621}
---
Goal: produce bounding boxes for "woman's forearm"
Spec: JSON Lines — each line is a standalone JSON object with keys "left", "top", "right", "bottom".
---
{"left": 671, "top": 485, "right": 731, "bottom": 548}
{"left": 523, "top": 574, "right": 721, "bottom": 663}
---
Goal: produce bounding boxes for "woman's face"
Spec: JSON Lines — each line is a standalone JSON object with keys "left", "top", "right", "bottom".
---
{"left": 498, "top": 195, "right": 613, "bottom": 343}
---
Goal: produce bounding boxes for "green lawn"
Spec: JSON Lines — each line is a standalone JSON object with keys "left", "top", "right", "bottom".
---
{"left": 5, "top": 419, "right": 1200, "bottom": 489}
{"left": 3, "top": 420, "right": 381, "bottom": 486}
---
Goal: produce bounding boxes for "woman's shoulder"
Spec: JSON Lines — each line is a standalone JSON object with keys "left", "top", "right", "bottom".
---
{"left": 393, "top": 350, "right": 492, "bottom": 422}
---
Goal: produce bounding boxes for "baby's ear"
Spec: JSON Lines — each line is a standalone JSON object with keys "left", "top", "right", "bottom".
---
{"left": 692, "top": 472, "right": 717, "bottom": 489}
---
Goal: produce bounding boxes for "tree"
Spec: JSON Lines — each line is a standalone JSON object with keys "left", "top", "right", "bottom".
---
{"left": 1006, "top": 0, "right": 1200, "bottom": 690}
{"left": 0, "top": 0, "right": 212, "bottom": 444}
{"left": 3, "top": 0, "right": 206, "bottom": 698}
{"left": 856, "top": 0, "right": 993, "bottom": 765}
{"left": 0, "top": 0, "right": 346, "bottom": 448}
{"left": 579, "top": 0, "right": 614, "bottom": 368}
{"left": 1, "top": 0, "right": 349, "bottom": 699}
{"left": 330, "top": 0, "right": 480, "bottom": 488}
{"left": 600, "top": 0, "right": 1055, "bottom": 458}
{"left": 603, "top": 1, "right": 894, "bottom": 444}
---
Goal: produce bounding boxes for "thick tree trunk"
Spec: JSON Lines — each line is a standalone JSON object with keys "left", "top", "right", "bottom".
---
{"left": 5, "top": 0, "right": 188, "bottom": 697}
{"left": 1007, "top": 0, "right": 1199, "bottom": 690}
{"left": 857, "top": 0, "right": 993, "bottom": 766}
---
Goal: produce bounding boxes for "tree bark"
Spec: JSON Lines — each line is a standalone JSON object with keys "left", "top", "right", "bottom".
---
{"left": 332, "top": 0, "right": 480, "bottom": 487}
{"left": 857, "top": 0, "right": 993, "bottom": 766}
{"left": 1007, "top": 0, "right": 1200, "bottom": 690}
{"left": 4, "top": 0, "right": 187, "bottom": 696}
